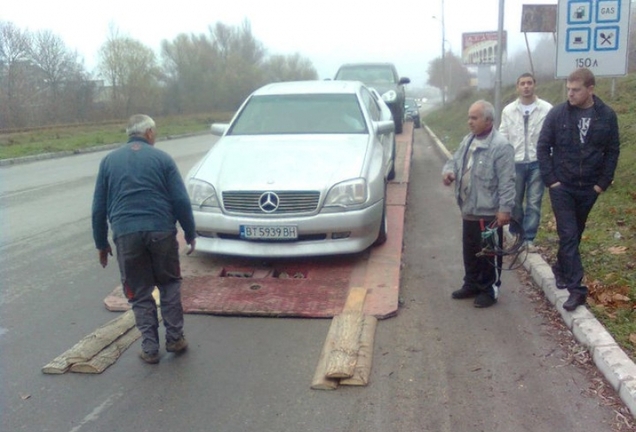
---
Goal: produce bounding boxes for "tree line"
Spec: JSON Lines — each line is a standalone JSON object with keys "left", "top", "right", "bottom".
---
{"left": 0, "top": 19, "right": 318, "bottom": 130}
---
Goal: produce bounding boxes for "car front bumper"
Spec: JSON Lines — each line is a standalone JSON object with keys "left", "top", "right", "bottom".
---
{"left": 192, "top": 200, "right": 384, "bottom": 257}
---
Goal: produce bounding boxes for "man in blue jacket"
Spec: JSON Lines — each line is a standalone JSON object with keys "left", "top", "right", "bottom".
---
{"left": 537, "top": 68, "right": 620, "bottom": 312}
{"left": 92, "top": 114, "right": 197, "bottom": 364}
{"left": 442, "top": 100, "right": 516, "bottom": 308}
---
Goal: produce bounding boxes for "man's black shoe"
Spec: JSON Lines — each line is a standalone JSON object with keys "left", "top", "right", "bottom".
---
{"left": 563, "top": 293, "right": 586, "bottom": 311}
{"left": 551, "top": 265, "right": 567, "bottom": 289}
{"left": 474, "top": 292, "right": 497, "bottom": 308}
{"left": 452, "top": 286, "right": 479, "bottom": 299}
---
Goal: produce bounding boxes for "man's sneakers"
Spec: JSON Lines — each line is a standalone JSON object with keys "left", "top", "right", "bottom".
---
{"left": 139, "top": 351, "right": 160, "bottom": 364}
{"left": 166, "top": 336, "right": 188, "bottom": 354}
{"left": 563, "top": 292, "right": 586, "bottom": 312}
{"left": 452, "top": 286, "right": 498, "bottom": 308}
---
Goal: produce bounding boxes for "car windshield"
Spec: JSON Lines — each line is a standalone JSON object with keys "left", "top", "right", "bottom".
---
{"left": 228, "top": 94, "right": 367, "bottom": 135}
{"left": 405, "top": 98, "right": 418, "bottom": 109}
{"left": 336, "top": 66, "right": 395, "bottom": 85}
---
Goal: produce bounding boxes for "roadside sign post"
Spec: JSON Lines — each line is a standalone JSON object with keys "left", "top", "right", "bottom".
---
{"left": 556, "top": 0, "right": 631, "bottom": 78}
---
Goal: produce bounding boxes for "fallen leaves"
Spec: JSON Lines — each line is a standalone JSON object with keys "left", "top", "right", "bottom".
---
{"left": 588, "top": 281, "right": 633, "bottom": 310}
{"left": 608, "top": 246, "right": 628, "bottom": 255}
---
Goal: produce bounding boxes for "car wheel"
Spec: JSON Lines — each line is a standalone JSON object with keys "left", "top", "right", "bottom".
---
{"left": 373, "top": 187, "right": 388, "bottom": 246}
{"left": 415, "top": 118, "right": 421, "bottom": 129}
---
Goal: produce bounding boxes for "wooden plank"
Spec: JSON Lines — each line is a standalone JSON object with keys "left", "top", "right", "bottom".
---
{"left": 311, "top": 287, "right": 368, "bottom": 388}
{"left": 311, "top": 319, "right": 340, "bottom": 390}
{"left": 70, "top": 327, "right": 141, "bottom": 374}
{"left": 325, "top": 311, "right": 364, "bottom": 379}
{"left": 340, "top": 315, "right": 377, "bottom": 386}
{"left": 342, "top": 287, "right": 367, "bottom": 312}
{"left": 42, "top": 310, "right": 136, "bottom": 374}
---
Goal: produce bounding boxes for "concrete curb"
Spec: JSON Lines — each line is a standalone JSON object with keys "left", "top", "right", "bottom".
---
{"left": 424, "top": 125, "right": 636, "bottom": 418}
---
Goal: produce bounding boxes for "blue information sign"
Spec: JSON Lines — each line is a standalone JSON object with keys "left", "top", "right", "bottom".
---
{"left": 556, "top": 0, "right": 630, "bottom": 77}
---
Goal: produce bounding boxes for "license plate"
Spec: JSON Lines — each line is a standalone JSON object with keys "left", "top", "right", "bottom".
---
{"left": 240, "top": 225, "right": 298, "bottom": 240}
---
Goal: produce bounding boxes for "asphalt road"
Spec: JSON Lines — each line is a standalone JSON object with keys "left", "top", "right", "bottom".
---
{"left": 0, "top": 128, "right": 624, "bottom": 431}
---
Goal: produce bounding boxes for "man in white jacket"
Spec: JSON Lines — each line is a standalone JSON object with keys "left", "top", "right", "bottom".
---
{"left": 499, "top": 73, "right": 552, "bottom": 251}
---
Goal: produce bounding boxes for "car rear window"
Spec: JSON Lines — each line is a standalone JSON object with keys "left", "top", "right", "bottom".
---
{"left": 335, "top": 66, "right": 395, "bottom": 85}
{"left": 228, "top": 94, "right": 368, "bottom": 135}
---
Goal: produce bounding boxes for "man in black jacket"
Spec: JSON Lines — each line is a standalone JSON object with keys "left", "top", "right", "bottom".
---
{"left": 537, "top": 68, "right": 620, "bottom": 312}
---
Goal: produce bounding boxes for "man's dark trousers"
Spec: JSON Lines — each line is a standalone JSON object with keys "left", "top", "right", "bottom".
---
{"left": 548, "top": 185, "right": 598, "bottom": 296}
{"left": 115, "top": 231, "right": 185, "bottom": 355}
{"left": 462, "top": 218, "right": 503, "bottom": 294}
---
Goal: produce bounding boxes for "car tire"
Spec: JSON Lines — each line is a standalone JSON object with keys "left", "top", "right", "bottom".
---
{"left": 373, "top": 187, "right": 388, "bottom": 246}
{"left": 414, "top": 118, "right": 421, "bottom": 129}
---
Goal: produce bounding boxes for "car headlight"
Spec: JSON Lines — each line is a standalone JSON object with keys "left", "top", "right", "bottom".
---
{"left": 381, "top": 90, "right": 397, "bottom": 104}
{"left": 187, "top": 179, "right": 219, "bottom": 209}
{"left": 325, "top": 178, "right": 367, "bottom": 207}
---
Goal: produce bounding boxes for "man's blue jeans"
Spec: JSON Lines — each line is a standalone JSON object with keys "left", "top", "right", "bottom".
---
{"left": 548, "top": 185, "right": 599, "bottom": 295}
{"left": 512, "top": 161, "right": 544, "bottom": 242}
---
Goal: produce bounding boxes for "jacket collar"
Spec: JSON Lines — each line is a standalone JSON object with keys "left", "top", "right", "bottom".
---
{"left": 127, "top": 136, "right": 152, "bottom": 145}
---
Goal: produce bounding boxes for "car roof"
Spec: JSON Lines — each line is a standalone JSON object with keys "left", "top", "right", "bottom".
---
{"left": 252, "top": 80, "right": 364, "bottom": 96}
{"left": 338, "top": 62, "right": 395, "bottom": 68}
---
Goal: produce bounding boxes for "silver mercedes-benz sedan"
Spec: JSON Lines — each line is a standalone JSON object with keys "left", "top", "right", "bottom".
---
{"left": 186, "top": 80, "right": 395, "bottom": 257}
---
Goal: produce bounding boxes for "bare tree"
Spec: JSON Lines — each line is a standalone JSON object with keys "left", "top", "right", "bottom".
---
{"left": 0, "top": 21, "right": 32, "bottom": 128}
{"left": 427, "top": 51, "right": 471, "bottom": 101}
{"left": 262, "top": 53, "right": 318, "bottom": 83}
{"left": 97, "top": 25, "right": 161, "bottom": 117}
{"left": 29, "top": 30, "right": 91, "bottom": 123}
{"left": 210, "top": 20, "right": 266, "bottom": 109}
{"left": 161, "top": 33, "right": 220, "bottom": 114}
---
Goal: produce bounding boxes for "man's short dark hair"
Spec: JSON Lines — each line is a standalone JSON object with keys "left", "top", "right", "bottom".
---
{"left": 568, "top": 68, "right": 595, "bottom": 87}
{"left": 516, "top": 73, "right": 535, "bottom": 84}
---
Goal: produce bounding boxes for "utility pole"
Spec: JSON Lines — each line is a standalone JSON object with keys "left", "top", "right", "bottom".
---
{"left": 494, "top": 0, "right": 505, "bottom": 127}
{"left": 441, "top": 0, "right": 446, "bottom": 107}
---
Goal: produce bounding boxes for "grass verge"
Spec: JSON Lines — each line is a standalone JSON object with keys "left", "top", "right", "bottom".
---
{"left": 0, "top": 112, "right": 234, "bottom": 160}
{"left": 424, "top": 75, "right": 636, "bottom": 360}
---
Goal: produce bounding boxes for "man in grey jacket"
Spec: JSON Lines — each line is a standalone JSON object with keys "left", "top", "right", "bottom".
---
{"left": 442, "top": 100, "right": 516, "bottom": 308}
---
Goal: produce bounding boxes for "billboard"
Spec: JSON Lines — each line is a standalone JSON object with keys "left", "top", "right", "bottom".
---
{"left": 521, "top": 4, "right": 557, "bottom": 32}
{"left": 461, "top": 31, "right": 508, "bottom": 65}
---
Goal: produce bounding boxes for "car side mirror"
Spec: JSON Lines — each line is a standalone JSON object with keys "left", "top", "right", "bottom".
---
{"left": 374, "top": 120, "right": 395, "bottom": 135}
{"left": 211, "top": 123, "right": 229, "bottom": 136}
{"left": 399, "top": 77, "right": 411, "bottom": 85}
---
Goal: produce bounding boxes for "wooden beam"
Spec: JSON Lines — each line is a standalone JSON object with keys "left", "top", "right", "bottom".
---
{"left": 42, "top": 310, "right": 136, "bottom": 374}
{"left": 342, "top": 287, "right": 367, "bottom": 312}
{"left": 339, "top": 315, "right": 377, "bottom": 386}
{"left": 69, "top": 327, "right": 141, "bottom": 373}
{"left": 311, "top": 287, "right": 368, "bottom": 389}
{"left": 310, "top": 320, "right": 340, "bottom": 390}
{"left": 325, "top": 311, "right": 364, "bottom": 379}
{"left": 323, "top": 287, "right": 368, "bottom": 379}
